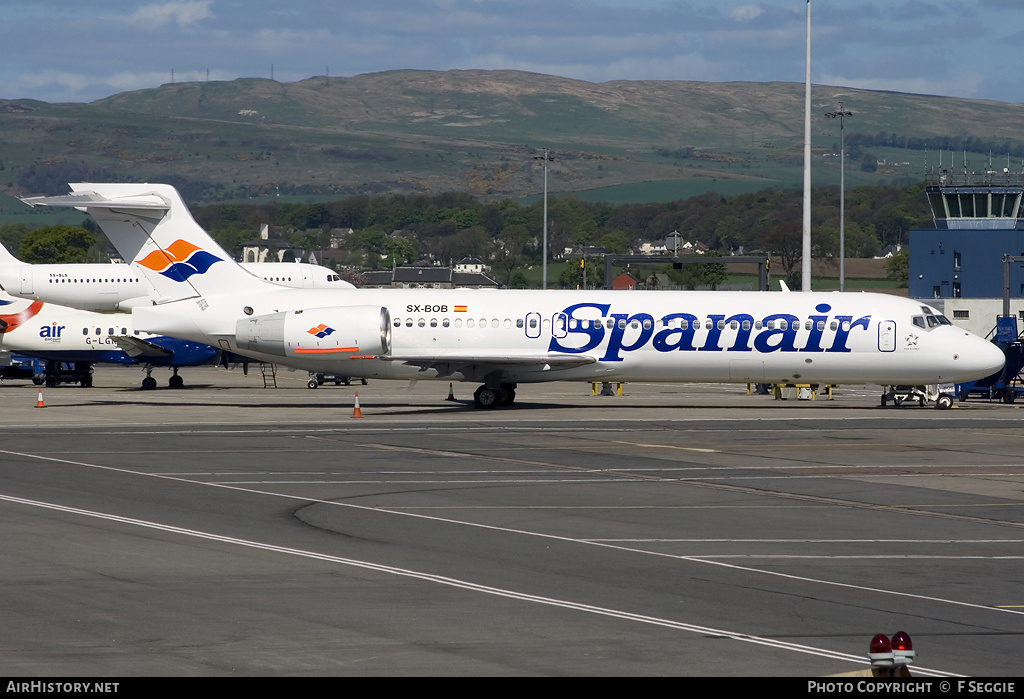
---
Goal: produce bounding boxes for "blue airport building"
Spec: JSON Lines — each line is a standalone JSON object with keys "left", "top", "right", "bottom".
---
{"left": 909, "top": 174, "right": 1024, "bottom": 300}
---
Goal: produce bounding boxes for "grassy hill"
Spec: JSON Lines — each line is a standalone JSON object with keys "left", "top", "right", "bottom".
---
{"left": 2, "top": 69, "right": 1022, "bottom": 207}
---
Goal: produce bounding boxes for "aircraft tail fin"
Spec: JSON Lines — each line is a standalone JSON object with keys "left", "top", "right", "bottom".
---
{"left": 22, "top": 183, "right": 272, "bottom": 304}
{"left": 0, "top": 238, "right": 21, "bottom": 265}
{"left": 778, "top": 279, "right": 791, "bottom": 292}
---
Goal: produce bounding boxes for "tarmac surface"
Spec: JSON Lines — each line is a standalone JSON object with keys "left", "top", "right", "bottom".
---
{"left": 1, "top": 365, "right": 1023, "bottom": 676}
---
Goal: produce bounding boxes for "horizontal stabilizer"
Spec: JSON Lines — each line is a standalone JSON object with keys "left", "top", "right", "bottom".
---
{"left": 22, "top": 191, "right": 169, "bottom": 212}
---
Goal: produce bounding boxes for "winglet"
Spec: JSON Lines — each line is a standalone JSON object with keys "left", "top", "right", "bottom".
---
{"left": 778, "top": 279, "right": 791, "bottom": 292}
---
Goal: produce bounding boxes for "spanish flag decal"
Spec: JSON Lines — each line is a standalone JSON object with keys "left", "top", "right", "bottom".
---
{"left": 454, "top": 305, "right": 467, "bottom": 313}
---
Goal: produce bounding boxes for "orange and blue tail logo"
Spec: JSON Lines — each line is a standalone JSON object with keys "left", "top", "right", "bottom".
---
{"left": 307, "top": 324, "right": 335, "bottom": 338}
{"left": 137, "top": 239, "right": 222, "bottom": 282}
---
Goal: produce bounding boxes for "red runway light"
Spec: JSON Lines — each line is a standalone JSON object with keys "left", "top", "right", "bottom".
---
{"left": 891, "top": 631, "right": 916, "bottom": 665}
{"left": 868, "top": 633, "right": 895, "bottom": 667}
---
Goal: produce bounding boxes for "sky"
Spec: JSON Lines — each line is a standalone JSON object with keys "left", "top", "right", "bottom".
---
{"left": 1, "top": 0, "right": 1022, "bottom": 105}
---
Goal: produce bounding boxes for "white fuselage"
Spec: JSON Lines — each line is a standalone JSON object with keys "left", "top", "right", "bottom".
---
{"left": 132, "top": 286, "right": 1006, "bottom": 386}
{"left": 0, "top": 261, "right": 352, "bottom": 311}
{"left": 19, "top": 182, "right": 1006, "bottom": 394}
{"left": 1, "top": 294, "right": 150, "bottom": 360}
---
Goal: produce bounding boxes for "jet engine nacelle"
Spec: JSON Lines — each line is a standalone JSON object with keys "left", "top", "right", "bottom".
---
{"left": 235, "top": 305, "right": 391, "bottom": 359}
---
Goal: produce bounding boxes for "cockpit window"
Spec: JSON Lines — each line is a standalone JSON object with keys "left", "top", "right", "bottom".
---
{"left": 913, "top": 316, "right": 926, "bottom": 329}
{"left": 936, "top": 315, "right": 952, "bottom": 325}
{"left": 926, "top": 316, "right": 940, "bottom": 328}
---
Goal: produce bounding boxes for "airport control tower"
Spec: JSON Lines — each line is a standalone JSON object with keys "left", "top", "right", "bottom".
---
{"left": 910, "top": 168, "right": 1024, "bottom": 298}
{"left": 909, "top": 166, "right": 1024, "bottom": 336}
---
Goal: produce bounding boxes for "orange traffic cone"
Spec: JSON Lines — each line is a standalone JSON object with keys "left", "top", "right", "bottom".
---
{"left": 446, "top": 382, "right": 457, "bottom": 401}
{"left": 36, "top": 388, "right": 45, "bottom": 408}
{"left": 352, "top": 392, "right": 363, "bottom": 418}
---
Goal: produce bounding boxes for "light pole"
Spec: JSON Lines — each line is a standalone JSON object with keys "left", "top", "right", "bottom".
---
{"left": 802, "top": 0, "right": 812, "bottom": 292}
{"left": 533, "top": 149, "right": 554, "bottom": 289}
{"left": 826, "top": 101, "right": 852, "bottom": 291}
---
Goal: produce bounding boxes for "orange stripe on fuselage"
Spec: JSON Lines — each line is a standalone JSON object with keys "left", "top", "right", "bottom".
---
{"left": 293, "top": 347, "right": 360, "bottom": 354}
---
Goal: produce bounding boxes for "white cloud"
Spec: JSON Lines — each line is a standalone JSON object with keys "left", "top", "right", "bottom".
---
{"left": 706, "top": 26, "right": 804, "bottom": 52}
{"left": 128, "top": 1, "right": 214, "bottom": 29}
{"left": 730, "top": 4, "right": 764, "bottom": 22}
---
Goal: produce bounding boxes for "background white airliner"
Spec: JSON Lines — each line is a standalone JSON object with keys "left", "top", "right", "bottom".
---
{"left": 22, "top": 183, "right": 1006, "bottom": 409}
{"left": 0, "top": 290, "right": 219, "bottom": 388}
{"left": 0, "top": 239, "right": 352, "bottom": 312}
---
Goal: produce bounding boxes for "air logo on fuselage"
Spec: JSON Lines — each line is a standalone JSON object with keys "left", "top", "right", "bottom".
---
{"left": 39, "top": 322, "right": 65, "bottom": 340}
{"left": 138, "top": 239, "right": 222, "bottom": 282}
{"left": 547, "top": 302, "right": 872, "bottom": 361}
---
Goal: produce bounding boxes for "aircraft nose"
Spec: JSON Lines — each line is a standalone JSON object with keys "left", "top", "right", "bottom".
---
{"left": 957, "top": 334, "right": 1006, "bottom": 380}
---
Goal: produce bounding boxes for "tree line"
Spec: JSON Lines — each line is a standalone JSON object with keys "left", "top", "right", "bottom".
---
{"left": 0, "top": 182, "right": 933, "bottom": 289}
{"left": 844, "top": 132, "right": 1024, "bottom": 161}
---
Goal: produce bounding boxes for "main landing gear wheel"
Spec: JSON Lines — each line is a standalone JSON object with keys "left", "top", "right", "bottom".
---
{"left": 473, "top": 385, "right": 500, "bottom": 409}
{"left": 168, "top": 374, "right": 184, "bottom": 388}
{"left": 141, "top": 376, "right": 158, "bottom": 390}
{"left": 473, "top": 383, "right": 518, "bottom": 409}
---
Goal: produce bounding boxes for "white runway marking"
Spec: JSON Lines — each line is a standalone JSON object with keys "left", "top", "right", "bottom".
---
{"left": 589, "top": 538, "right": 1024, "bottom": 544}
{"left": 2, "top": 447, "right": 1021, "bottom": 624}
{"left": 0, "top": 491, "right": 959, "bottom": 677}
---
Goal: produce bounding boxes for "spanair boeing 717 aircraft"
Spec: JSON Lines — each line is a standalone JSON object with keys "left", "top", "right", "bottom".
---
{"left": 0, "top": 239, "right": 352, "bottom": 312}
{"left": 22, "top": 183, "right": 1006, "bottom": 409}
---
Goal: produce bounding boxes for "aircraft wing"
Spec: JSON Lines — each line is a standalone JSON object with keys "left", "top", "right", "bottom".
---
{"left": 377, "top": 352, "right": 598, "bottom": 378}
{"left": 112, "top": 335, "right": 175, "bottom": 359}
